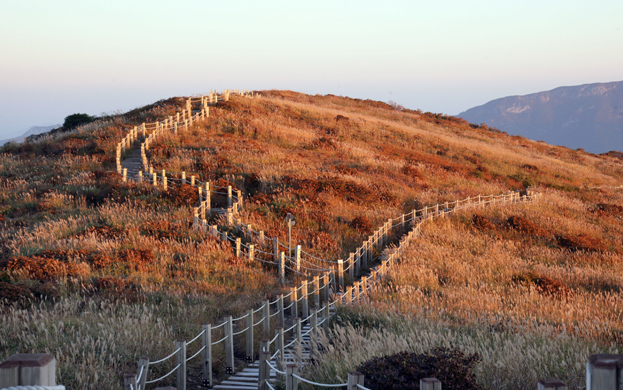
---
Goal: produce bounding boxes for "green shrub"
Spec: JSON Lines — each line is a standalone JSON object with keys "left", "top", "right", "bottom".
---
{"left": 63, "top": 113, "right": 95, "bottom": 130}
{"left": 357, "top": 348, "right": 483, "bottom": 390}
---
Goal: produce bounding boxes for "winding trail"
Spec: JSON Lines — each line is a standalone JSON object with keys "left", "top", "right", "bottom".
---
{"left": 115, "top": 91, "right": 539, "bottom": 390}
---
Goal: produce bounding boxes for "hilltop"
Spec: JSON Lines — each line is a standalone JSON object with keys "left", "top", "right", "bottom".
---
{"left": 458, "top": 81, "right": 623, "bottom": 154}
{"left": 0, "top": 90, "right": 622, "bottom": 389}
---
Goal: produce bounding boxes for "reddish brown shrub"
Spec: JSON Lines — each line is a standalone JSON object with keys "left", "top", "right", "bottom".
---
{"left": 118, "top": 249, "right": 156, "bottom": 271}
{"left": 166, "top": 184, "right": 199, "bottom": 206}
{"left": 95, "top": 277, "right": 126, "bottom": 290}
{"left": 89, "top": 253, "right": 116, "bottom": 269}
{"left": 6, "top": 256, "right": 89, "bottom": 280}
{"left": 73, "top": 225, "right": 125, "bottom": 240}
{"left": 513, "top": 272, "right": 570, "bottom": 299}
{"left": 521, "top": 164, "right": 540, "bottom": 172}
{"left": 350, "top": 216, "right": 374, "bottom": 233}
{"left": 0, "top": 282, "right": 33, "bottom": 302}
{"left": 250, "top": 193, "right": 271, "bottom": 205}
{"left": 401, "top": 164, "right": 425, "bottom": 180}
{"left": 335, "top": 165, "right": 357, "bottom": 176}
{"left": 472, "top": 215, "right": 495, "bottom": 230}
{"left": 595, "top": 203, "right": 623, "bottom": 215}
{"left": 336, "top": 115, "right": 350, "bottom": 122}
{"left": 312, "top": 136, "right": 338, "bottom": 150}
{"left": 507, "top": 216, "right": 549, "bottom": 237}
{"left": 557, "top": 234, "right": 606, "bottom": 252}
{"left": 244, "top": 173, "right": 262, "bottom": 195}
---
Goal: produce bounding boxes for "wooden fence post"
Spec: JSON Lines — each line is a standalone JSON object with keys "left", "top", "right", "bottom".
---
{"left": 276, "top": 327, "right": 285, "bottom": 377}
{"left": 337, "top": 259, "right": 344, "bottom": 292}
{"left": 295, "top": 245, "right": 301, "bottom": 274}
{"left": 323, "top": 302, "right": 330, "bottom": 328}
{"left": 273, "top": 237, "right": 279, "bottom": 263}
{"left": 249, "top": 244, "right": 255, "bottom": 263}
{"left": 345, "top": 286, "right": 352, "bottom": 305}
{"left": 361, "top": 276, "right": 368, "bottom": 296}
{"left": 323, "top": 272, "right": 330, "bottom": 302}
{"left": 279, "top": 252, "right": 285, "bottom": 283}
{"left": 205, "top": 182, "right": 211, "bottom": 211}
{"left": 123, "top": 374, "right": 137, "bottom": 390}
{"left": 587, "top": 354, "right": 623, "bottom": 390}
{"left": 301, "top": 281, "right": 309, "bottom": 320}
{"left": 349, "top": 253, "right": 355, "bottom": 280}
{"left": 263, "top": 299, "right": 270, "bottom": 338}
{"left": 313, "top": 276, "right": 320, "bottom": 308}
{"left": 352, "top": 252, "right": 359, "bottom": 277}
{"left": 278, "top": 294, "right": 285, "bottom": 327}
{"left": 162, "top": 170, "right": 167, "bottom": 191}
{"left": 420, "top": 378, "right": 441, "bottom": 390}
{"left": 137, "top": 357, "right": 149, "bottom": 390}
{"left": 259, "top": 350, "right": 271, "bottom": 390}
{"left": 176, "top": 340, "right": 186, "bottom": 390}
{"left": 295, "top": 318, "right": 302, "bottom": 354}
{"left": 224, "top": 316, "right": 235, "bottom": 374}
{"left": 1, "top": 354, "right": 59, "bottom": 387}
{"left": 246, "top": 309, "right": 254, "bottom": 362}
{"left": 347, "top": 372, "right": 365, "bottom": 390}
{"left": 181, "top": 171, "right": 186, "bottom": 184}
{"left": 291, "top": 286, "right": 298, "bottom": 318}
{"left": 286, "top": 363, "right": 299, "bottom": 390}
{"left": 235, "top": 238, "right": 241, "bottom": 258}
{"left": 227, "top": 186, "right": 233, "bottom": 207}
{"left": 202, "top": 324, "right": 212, "bottom": 388}
{"left": 353, "top": 281, "right": 360, "bottom": 303}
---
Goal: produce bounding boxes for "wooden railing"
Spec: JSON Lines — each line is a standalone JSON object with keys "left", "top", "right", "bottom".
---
{"left": 109, "top": 90, "right": 543, "bottom": 389}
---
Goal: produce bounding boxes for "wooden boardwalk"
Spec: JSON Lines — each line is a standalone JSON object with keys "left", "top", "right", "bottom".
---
{"left": 214, "top": 322, "right": 315, "bottom": 390}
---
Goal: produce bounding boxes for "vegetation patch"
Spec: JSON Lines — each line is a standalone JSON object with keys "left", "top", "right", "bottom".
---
{"left": 506, "top": 215, "right": 549, "bottom": 237}
{"left": 512, "top": 272, "right": 571, "bottom": 299}
{"left": 350, "top": 215, "right": 373, "bottom": 233}
{"left": 357, "top": 348, "right": 482, "bottom": 390}
{"left": 557, "top": 233, "right": 606, "bottom": 252}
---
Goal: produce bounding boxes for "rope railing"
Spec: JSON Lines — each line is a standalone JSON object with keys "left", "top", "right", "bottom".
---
{"left": 114, "top": 90, "right": 539, "bottom": 390}
{"left": 292, "top": 374, "right": 347, "bottom": 388}
{"left": 144, "top": 364, "right": 180, "bottom": 384}
{"left": 211, "top": 335, "right": 228, "bottom": 346}
{"left": 186, "top": 345, "right": 205, "bottom": 362}
{"left": 148, "top": 348, "right": 180, "bottom": 366}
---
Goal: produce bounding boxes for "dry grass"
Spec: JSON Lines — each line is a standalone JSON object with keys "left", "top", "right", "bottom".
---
{"left": 305, "top": 187, "right": 623, "bottom": 389}
{"left": 0, "top": 91, "right": 622, "bottom": 389}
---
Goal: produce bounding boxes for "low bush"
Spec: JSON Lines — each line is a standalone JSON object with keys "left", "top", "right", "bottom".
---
{"left": 557, "top": 234, "right": 606, "bottom": 252}
{"left": 357, "top": 348, "right": 482, "bottom": 390}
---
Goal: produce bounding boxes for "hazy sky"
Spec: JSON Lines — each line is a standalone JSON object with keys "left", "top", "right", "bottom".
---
{"left": 1, "top": 0, "right": 622, "bottom": 138}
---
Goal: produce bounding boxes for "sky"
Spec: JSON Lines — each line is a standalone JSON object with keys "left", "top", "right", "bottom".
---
{"left": 1, "top": 0, "right": 622, "bottom": 139}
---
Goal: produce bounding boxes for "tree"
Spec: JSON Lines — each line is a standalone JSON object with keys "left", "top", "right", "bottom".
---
{"left": 63, "top": 113, "right": 95, "bottom": 130}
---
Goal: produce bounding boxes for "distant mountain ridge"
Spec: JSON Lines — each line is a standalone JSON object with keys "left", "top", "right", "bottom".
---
{"left": 0, "top": 125, "right": 59, "bottom": 146}
{"left": 457, "top": 81, "right": 623, "bottom": 154}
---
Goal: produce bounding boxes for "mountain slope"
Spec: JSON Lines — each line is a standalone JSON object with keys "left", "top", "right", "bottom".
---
{"left": 457, "top": 81, "right": 623, "bottom": 153}
{"left": 0, "top": 124, "right": 59, "bottom": 146}
{"left": 0, "top": 90, "right": 622, "bottom": 389}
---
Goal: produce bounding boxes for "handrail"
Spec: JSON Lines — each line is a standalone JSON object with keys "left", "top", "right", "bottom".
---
{"left": 115, "top": 91, "right": 540, "bottom": 390}
{"left": 148, "top": 347, "right": 180, "bottom": 366}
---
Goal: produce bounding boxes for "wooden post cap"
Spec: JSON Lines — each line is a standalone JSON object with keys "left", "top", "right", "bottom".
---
{"left": 420, "top": 378, "right": 442, "bottom": 390}
{"left": 588, "top": 354, "right": 623, "bottom": 368}
{"left": 587, "top": 354, "right": 623, "bottom": 390}
{"left": 1, "top": 354, "right": 55, "bottom": 368}
{"left": 1, "top": 353, "right": 56, "bottom": 387}
{"left": 537, "top": 379, "right": 567, "bottom": 390}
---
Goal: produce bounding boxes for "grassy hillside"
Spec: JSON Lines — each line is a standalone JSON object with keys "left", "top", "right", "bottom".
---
{"left": 1, "top": 90, "right": 622, "bottom": 389}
